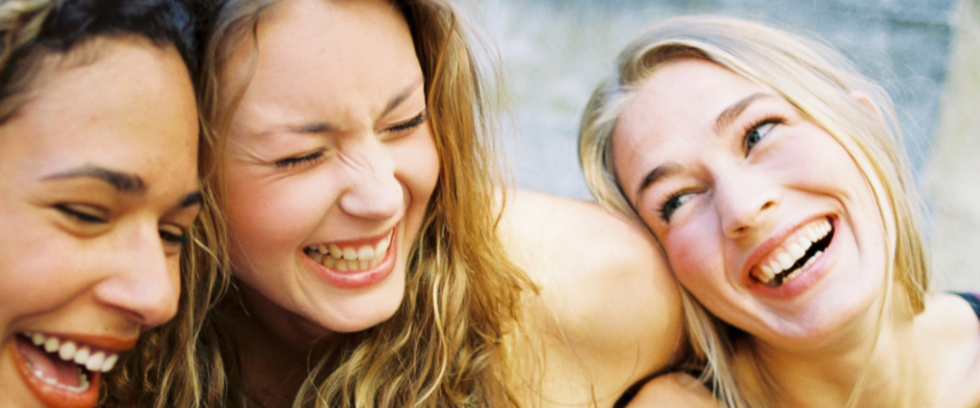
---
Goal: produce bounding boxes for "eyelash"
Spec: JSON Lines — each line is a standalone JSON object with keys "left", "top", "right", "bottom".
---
{"left": 741, "top": 116, "right": 782, "bottom": 154}
{"left": 275, "top": 150, "right": 325, "bottom": 168}
{"left": 56, "top": 204, "right": 105, "bottom": 224}
{"left": 657, "top": 190, "right": 692, "bottom": 223}
{"left": 160, "top": 229, "right": 189, "bottom": 245}
{"left": 387, "top": 111, "right": 428, "bottom": 133}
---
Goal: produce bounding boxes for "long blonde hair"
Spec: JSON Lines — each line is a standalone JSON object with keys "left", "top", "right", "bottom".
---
{"left": 186, "top": 0, "right": 532, "bottom": 406}
{"left": 578, "top": 16, "right": 928, "bottom": 408}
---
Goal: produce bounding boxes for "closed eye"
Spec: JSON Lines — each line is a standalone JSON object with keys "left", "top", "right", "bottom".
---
{"left": 386, "top": 111, "right": 428, "bottom": 133}
{"left": 275, "top": 150, "right": 325, "bottom": 168}
{"left": 55, "top": 204, "right": 106, "bottom": 224}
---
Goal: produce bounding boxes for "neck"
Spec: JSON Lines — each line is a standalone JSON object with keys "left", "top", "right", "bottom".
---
{"left": 743, "top": 289, "right": 925, "bottom": 408}
{"left": 230, "top": 281, "right": 338, "bottom": 408}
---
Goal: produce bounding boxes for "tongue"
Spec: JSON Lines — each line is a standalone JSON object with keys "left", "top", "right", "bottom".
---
{"left": 16, "top": 337, "right": 83, "bottom": 388}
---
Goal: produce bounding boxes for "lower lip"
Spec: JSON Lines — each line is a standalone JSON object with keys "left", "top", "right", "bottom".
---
{"left": 7, "top": 337, "right": 100, "bottom": 408}
{"left": 749, "top": 218, "right": 839, "bottom": 300}
{"left": 306, "top": 232, "right": 398, "bottom": 290}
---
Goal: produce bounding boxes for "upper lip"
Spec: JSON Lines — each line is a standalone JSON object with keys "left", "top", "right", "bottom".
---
{"left": 307, "top": 227, "right": 396, "bottom": 248}
{"left": 740, "top": 216, "right": 830, "bottom": 283}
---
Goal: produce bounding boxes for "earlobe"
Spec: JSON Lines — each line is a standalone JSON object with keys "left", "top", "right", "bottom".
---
{"left": 850, "top": 91, "right": 885, "bottom": 122}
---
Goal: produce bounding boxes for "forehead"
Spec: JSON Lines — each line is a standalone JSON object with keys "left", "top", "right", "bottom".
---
{"left": 230, "top": 0, "right": 422, "bottom": 117}
{"left": 611, "top": 59, "right": 763, "bottom": 190}
{"left": 0, "top": 38, "right": 198, "bottom": 191}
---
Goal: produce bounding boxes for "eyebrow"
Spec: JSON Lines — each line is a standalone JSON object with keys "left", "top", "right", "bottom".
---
{"left": 635, "top": 162, "right": 682, "bottom": 202}
{"left": 266, "top": 80, "right": 425, "bottom": 137}
{"left": 713, "top": 92, "right": 770, "bottom": 135}
{"left": 44, "top": 165, "right": 145, "bottom": 194}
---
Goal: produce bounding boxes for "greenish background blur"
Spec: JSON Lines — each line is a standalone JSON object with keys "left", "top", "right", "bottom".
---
{"left": 461, "top": 0, "right": 979, "bottom": 291}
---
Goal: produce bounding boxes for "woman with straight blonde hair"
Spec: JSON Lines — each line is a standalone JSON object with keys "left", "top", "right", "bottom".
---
{"left": 579, "top": 15, "right": 980, "bottom": 408}
{"left": 112, "top": 0, "right": 718, "bottom": 407}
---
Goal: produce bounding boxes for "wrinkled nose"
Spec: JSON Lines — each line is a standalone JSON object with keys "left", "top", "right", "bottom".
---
{"left": 338, "top": 142, "right": 403, "bottom": 221}
{"left": 715, "top": 169, "right": 781, "bottom": 239}
{"left": 93, "top": 222, "right": 180, "bottom": 329}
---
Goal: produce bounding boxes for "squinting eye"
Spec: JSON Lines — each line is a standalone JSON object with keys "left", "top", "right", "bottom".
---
{"left": 386, "top": 111, "right": 428, "bottom": 133}
{"left": 275, "top": 150, "right": 325, "bottom": 168}
{"left": 744, "top": 121, "right": 776, "bottom": 152}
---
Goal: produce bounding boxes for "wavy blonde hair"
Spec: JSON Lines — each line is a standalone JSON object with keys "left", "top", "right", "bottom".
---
{"left": 578, "top": 16, "right": 928, "bottom": 408}
{"left": 176, "top": 0, "right": 531, "bottom": 407}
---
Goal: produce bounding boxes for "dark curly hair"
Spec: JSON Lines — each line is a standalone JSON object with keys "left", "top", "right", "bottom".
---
{"left": 0, "top": 0, "right": 199, "bottom": 123}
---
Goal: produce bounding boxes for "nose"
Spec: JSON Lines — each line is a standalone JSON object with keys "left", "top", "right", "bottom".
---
{"left": 93, "top": 221, "right": 180, "bottom": 329}
{"left": 338, "top": 140, "right": 403, "bottom": 220}
{"left": 715, "top": 168, "right": 781, "bottom": 239}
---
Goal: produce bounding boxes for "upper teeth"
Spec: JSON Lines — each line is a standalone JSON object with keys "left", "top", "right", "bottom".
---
{"left": 754, "top": 219, "right": 832, "bottom": 284}
{"left": 23, "top": 332, "right": 120, "bottom": 373}
{"left": 304, "top": 231, "right": 392, "bottom": 272}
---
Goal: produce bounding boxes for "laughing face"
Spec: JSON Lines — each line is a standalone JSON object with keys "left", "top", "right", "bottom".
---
{"left": 611, "top": 58, "right": 887, "bottom": 349}
{"left": 219, "top": 0, "right": 439, "bottom": 340}
{"left": 0, "top": 39, "right": 199, "bottom": 407}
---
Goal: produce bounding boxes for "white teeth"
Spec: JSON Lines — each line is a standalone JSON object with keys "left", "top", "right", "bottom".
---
{"left": 43, "top": 337, "right": 60, "bottom": 353}
{"left": 58, "top": 341, "right": 77, "bottom": 361}
{"left": 357, "top": 245, "right": 375, "bottom": 260}
{"left": 306, "top": 231, "right": 393, "bottom": 272}
{"left": 788, "top": 243, "right": 806, "bottom": 260}
{"left": 342, "top": 247, "right": 357, "bottom": 260}
{"left": 101, "top": 354, "right": 118, "bottom": 372}
{"left": 85, "top": 352, "right": 105, "bottom": 372}
{"left": 74, "top": 347, "right": 90, "bottom": 365}
{"left": 776, "top": 252, "right": 794, "bottom": 270}
{"left": 18, "top": 333, "right": 122, "bottom": 378}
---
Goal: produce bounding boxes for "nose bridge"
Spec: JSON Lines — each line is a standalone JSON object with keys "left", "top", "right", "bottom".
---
{"left": 94, "top": 220, "right": 179, "bottom": 328}
{"left": 714, "top": 163, "right": 781, "bottom": 238}
{"left": 338, "top": 136, "right": 402, "bottom": 220}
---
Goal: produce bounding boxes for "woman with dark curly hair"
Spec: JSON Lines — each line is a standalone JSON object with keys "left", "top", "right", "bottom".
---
{"left": 0, "top": 1, "right": 209, "bottom": 407}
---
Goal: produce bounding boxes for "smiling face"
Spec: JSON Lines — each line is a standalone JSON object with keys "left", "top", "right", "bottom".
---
{"left": 612, "top": 58, "right": 887, "bottom": 349}
{"left": 0, "top": 38, "right": 199, "bottom": 408}
{"left": 220, "top": 0, "right": 439, "bottom": 340}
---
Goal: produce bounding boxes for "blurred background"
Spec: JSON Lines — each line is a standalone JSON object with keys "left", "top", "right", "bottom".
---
{"left": 458, "top": 0, "right": 979, "bottom": 291}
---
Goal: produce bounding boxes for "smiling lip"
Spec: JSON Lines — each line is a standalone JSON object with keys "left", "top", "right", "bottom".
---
{"left": 743, "top": 216, "right": 838, "bottom": 298}
{"left": 7, "top": 331, "right": 136, "bottom": 408}
{"left": 305, "top": 230, "right": 398, "bottom": 290}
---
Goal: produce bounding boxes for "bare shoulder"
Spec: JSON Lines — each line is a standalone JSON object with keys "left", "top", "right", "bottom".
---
{"left": 498, "top": 189, "right": 686, "bottom": 406}
{"left": 627, "top": 373, "right": 721, "bottom": 408}
{"left": 919, "top": 293, "right": 980, "bottom": 407}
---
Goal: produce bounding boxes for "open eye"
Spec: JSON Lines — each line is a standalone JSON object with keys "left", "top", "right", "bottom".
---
{"left": 743, "top": 120, "right": 778, "bottom": 153}
{"left": 658, "top": 191, "right": 695, "bottom": 223}
{"left": 275, "top": 150, "right": 325, "bottom": 168}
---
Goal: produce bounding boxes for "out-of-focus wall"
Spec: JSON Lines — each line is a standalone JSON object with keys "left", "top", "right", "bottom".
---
{"left": 465, "top": 0, "right": 976, "bottom": 290}
{"left": 923, "top": 0, "right": 980, "bottom": 291}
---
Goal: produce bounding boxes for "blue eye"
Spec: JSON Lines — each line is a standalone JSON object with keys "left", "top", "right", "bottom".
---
{"left": 744, "top": 121, "right": 776, "bottom": 152}
{"left": 658, "top": 192, "right": 693, "bottom": 223}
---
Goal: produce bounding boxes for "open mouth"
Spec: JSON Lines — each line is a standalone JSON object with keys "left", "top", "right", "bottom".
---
{"left": 753, "top": 218, "right": 834, "bottom": 288}
{"left": 14, "top": 332, "right": 120, "bottom": 395}
{"left": 302, "top": 230, "right": 394, "bottom": 272}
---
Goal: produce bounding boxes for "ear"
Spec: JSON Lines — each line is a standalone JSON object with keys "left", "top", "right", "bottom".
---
{"left": 850, "top": 91, "right": 885, "bottom": 122}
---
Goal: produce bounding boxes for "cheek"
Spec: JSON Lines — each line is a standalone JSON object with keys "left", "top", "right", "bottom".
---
{"left": 661, "top": 218, "right": 728, "bottom": 294}
{"left": 394, "top": 129, "right": 440, "bottom": 211}
{"left": 222, "top": 166, "right": 341, "bottom": 266}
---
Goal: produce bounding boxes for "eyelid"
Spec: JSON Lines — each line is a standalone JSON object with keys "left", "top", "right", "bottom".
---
{"left": 386, "top": 110, "right": 428, "bottom": 133}
{"left": 274, "top": 149, "right": 326, "bottom": 168}
{"left": 55, "top": 204, "right": 107, "bottom": 224}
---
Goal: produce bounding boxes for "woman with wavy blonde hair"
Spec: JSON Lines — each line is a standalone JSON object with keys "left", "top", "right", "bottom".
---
{"left": 118, "top": 0, "right": 708, "bottom": 407}
{"left": 580, "top": 15, "right": 980, "bottom": 408}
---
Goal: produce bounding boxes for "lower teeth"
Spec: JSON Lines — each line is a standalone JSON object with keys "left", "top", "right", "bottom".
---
{"left": 32, "top": 368, "right": 90, "bottom": 393}
{"left": 779, "top": 250, "right": 822, "bottom": 285}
